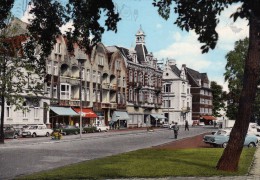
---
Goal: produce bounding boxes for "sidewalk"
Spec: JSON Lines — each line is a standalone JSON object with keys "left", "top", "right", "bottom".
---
{"left": 249, "top": 146, "right": 260, "bottom": 177}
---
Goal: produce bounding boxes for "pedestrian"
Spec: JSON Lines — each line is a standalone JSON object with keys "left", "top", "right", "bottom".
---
{"left": 173, "top": 122, "right": 179, "bottom": 139}
{"left": 185, "top": 120, "right": 189, "bottom": 131}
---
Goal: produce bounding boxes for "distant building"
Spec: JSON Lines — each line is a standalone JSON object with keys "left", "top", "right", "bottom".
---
{"left": 162, "top": 59, "right": 192, "bottom": 125}
{"left": 185, "top": 67, "right": 214, "bottom": 124}
{"left": 110, "top": 27, "right": 164, "bottom": 127}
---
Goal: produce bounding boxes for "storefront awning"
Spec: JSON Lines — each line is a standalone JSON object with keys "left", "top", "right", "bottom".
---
{"left": 50, "top": 106, "right": 79, "bottom": 116}
{"left": 151, "top": 114, "right": 167, "bottom": 119}
{"left": 73, "top": 108, "right": 98, "bottom": 118}
{"left": 202, "top": 116, "right": 216, "bottom": 120}
{"left": 111, "top": 111, "right": 130, "bottom": 122}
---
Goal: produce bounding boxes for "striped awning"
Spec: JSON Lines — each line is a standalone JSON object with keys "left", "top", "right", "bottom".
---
{"left": 50, "top": 106, "right": 79, "bottom": 116}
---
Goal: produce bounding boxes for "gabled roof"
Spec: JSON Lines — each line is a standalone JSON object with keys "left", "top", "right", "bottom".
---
{"left": 135, "top": 44, "right": 148, "bottom": 63}
{"left": 170, "top": 65, "right": 181, "bottom": 77}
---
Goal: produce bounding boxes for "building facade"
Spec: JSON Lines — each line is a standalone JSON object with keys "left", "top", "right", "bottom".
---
{"left": 162, "top": 59, "right": 192, "bottom": 125}
{"left": 185, "top": 67, "right": 213, "bottom": 124}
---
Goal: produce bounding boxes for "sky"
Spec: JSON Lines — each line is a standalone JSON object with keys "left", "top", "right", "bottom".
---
{"left": 11, "top": 0, "right": 249, "bottom": 91}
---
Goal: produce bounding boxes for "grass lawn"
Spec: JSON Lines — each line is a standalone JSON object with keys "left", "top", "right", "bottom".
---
{"left": 17, "top": 148, "right": 255, "bottom": 179}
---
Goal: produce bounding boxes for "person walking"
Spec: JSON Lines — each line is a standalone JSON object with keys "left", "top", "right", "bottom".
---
{"left": 185, "top": 120, "right": 189, "bottom": 131}
{"left": 173, "top": 122, "right": 179, "bottom": 139}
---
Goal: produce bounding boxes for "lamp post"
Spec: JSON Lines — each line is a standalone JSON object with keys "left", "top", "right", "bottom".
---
{"left": 77, "top": 58, "right": 86, "bottom": 139}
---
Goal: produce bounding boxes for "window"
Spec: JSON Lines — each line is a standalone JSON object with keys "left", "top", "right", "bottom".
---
{"left": 86, "top": 89, "right": 90, "bottom": 101}
{"left": 86, "top": 69, "right": 90, "bottom": 81}
{"left": 97, "top": 72, "right": 101, "bottom": 83}
{"left": 129, "top": 89, "right": 133, "bottom": 101}
{"left": 129, "top": 70, "right": 133, "bottom": 82}
{"left": 123, "top": 77, "right": 126, "bottom": 87}
{"left": 134, "top": 71, "right": 137, "bottom": 82}
{"left": 47, "top": 61, "right": 52, "bottom": 74}
{"left": 97, "top": 90, "right": 100, "bottom": 102}
{"left": 117, "top": 92, "right": 121, "bottom": 103}
{"left": 93, "top": 90, "right": 96, "bottom": 102}
{"left": 139, "top": 91, "right": 143, "bottom": 102}
{"left": 23, "top": 102, "right": 28, "bottom": 118}
{"left": 164, "top": 84, "right": 171, "bottom": 93}
{"left": 93, "top": 70, "right": 96, "bottom": 82}
{"left": 115, "top": 60, "right": 120, "bottom": 69}
{"left": 182, "top": 84, "right": 185, "bottom": 93}
{"left": 164, "top": 100, "right": 170, "bottom": 108}
{"left": 60, "top": 83, "right": 71, "bottom": 100}
{"left": 6, "top": 102, "right": 11, "bottom": 118}
{"left": 82, "top": 88, "right": 85, "bottom": 101}
{"left": 53, "top": 85, "right": 57, "bottom": 98}
{"left": 200, "top": 89, "right": 204, "bottom": 94}
{"left": 187, "top": 88, "right": 189, "bottom": 94}
{"left": 56, "top": 43, "right": 61, "bottom": 54}
{"left": 81, "top": 69, "right": 85, "bottom": 80}
{"left": 117, "top": 77, "right": 120, "bottom": 86}
{"left": 99, "top": 56, "right": 104, "bottom": 66}
{"left": 54, "top": 62, "right": 58, "bottom": 75}
{"left": 46, "top": 85, "right": 51, "bottom": 97}
{"left": 34, "top": 107, "right": 39, "bottom": 118}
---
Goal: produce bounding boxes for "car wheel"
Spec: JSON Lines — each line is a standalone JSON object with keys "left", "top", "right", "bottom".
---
{"left": 75, "top": 131, "right": 78, "bottom": 135}
{"left": 14, "top": 134, "right": 18, "bottom": 139}
{"left": 32, "top": 133, "right": 36, "bottom": 138}
{"left": 222, "top": 142, "right": 228, "bottom": 148}
{"left": 98, "top": 129, "right": 101, "bottom": 132}
{"left": 46, "top": 132, "right": 49, "bottom": 137}
{"left": 248, "top": 142, "right": 256, "bottom": 148}
{"left": 63, "top": 132, "right": 66, "bottom": 136}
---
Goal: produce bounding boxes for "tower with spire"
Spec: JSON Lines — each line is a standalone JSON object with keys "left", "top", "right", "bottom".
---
{"left": 135, "top": 26, "right": 145, "bottom": 45}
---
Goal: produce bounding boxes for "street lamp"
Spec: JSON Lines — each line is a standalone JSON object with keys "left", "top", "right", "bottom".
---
{"left": 77, "top": 58, "right": 86, "bottom": 139}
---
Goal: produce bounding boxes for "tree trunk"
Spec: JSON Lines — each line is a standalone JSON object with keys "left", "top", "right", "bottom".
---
{"left": 217, "top": 3, "right": 260, "bottom": 171}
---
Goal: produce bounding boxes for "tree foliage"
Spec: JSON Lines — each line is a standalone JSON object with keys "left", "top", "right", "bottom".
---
{"left": 224, "top": 37, "right": 260, "bottom": 122}
{"left": 224, "top": 38, "right": 248, "bottom": 119}
{"left": 210, "top": 81, "right": 225, "bottom": 117}
{"left": 153, "top": 0, "right": 260, "bottom": 172}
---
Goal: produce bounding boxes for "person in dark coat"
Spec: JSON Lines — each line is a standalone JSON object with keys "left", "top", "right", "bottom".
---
{"left": 173, "top": 122, "right": 179, "bottom": 139}
{"left": 185, "top": 120, "right": 189, "bottom": 131}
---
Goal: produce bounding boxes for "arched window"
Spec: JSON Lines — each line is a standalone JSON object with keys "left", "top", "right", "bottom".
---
{"left": 129, "top": 70, "right": 133, "bottom": 82}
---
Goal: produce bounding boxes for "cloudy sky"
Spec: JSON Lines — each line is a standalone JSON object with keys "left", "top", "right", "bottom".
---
{"left": 12, "top": 0, "right": 249, "bottom": 91}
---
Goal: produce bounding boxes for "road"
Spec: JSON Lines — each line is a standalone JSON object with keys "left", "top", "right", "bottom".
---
{"left": 0, "top": 126, "right": 213, "bottom": 179}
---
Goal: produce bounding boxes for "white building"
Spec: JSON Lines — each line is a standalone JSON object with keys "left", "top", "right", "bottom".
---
{"left": 162, "top": 59, "right": 192, "bottom": 125}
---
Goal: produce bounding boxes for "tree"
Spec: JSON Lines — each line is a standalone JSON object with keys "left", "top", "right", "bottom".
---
{"left": 0, "top": 0, "right": 120, "bottom": 144}
{"left": 153, "top": 0, "right": 260, "bottom": 171}
{"left": 224, "top": 38, "right": 247, "bottom": 119}
{"left": 210, "top": 81, "right": 225, "bottom": 118}
{"left": 224, "top": 37, "right": 260, "bottom": 123}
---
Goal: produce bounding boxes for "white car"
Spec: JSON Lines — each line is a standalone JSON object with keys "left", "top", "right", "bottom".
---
{"left": 22, "top": 125, "right": 53, "bottom": 138}
{"left": 95, "top": 125, "right": 109, "bottom": 132}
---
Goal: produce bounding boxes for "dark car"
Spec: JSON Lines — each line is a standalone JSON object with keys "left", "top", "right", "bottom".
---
{"left": 83, "top": 125, "right": 96, "bottom": 133}
{"left": 2, "top": 126, "right": 18, "bottom": 139}
{"left": 59, "top": 125, "right": 80, "bottom": 135}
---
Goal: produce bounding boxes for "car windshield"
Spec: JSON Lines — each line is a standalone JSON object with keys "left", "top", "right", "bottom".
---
{"left": 29, "top": 126, "right": 37, "bottom": 129}
{"left": 216, "top": 130, "right": 229, "bottom": 135}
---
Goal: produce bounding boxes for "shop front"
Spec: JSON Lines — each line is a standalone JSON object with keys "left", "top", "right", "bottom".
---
{"left": 150, "top": 114, "right": 167, "bottom": 127}
{"left": 72, "top": 108, "right": 98, "bottom": 126}
{"left": 111, "top": 111, "right": 130, "bottom": 129}
{"left": 49, "top": 106, "right": 79, "bottom": 128}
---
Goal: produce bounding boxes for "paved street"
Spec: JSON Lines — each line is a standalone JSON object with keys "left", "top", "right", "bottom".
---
{"left": 0, "top": 126, "right": 210, "bottom": 180}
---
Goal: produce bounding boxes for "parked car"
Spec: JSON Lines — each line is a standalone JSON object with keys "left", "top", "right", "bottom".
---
{"left": 83, "top": 125, "right": 96, "bottom": 133}
{"left": 94, "top": 125, "right": 109, "bottom": 132}
{"left": 161, "top": 123, "right": 169, "bottom": 128}
{"left": 22, "top": 125, "right": 53, "bottom": 138}
{"left": 2, "top": 126, "right": 19, "bottom": 139}
{"left": 59, "top": 125, "right": 80, "bottom": 135}
{"left": 203, "top": 129, "right": 258, "bottom": 148}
